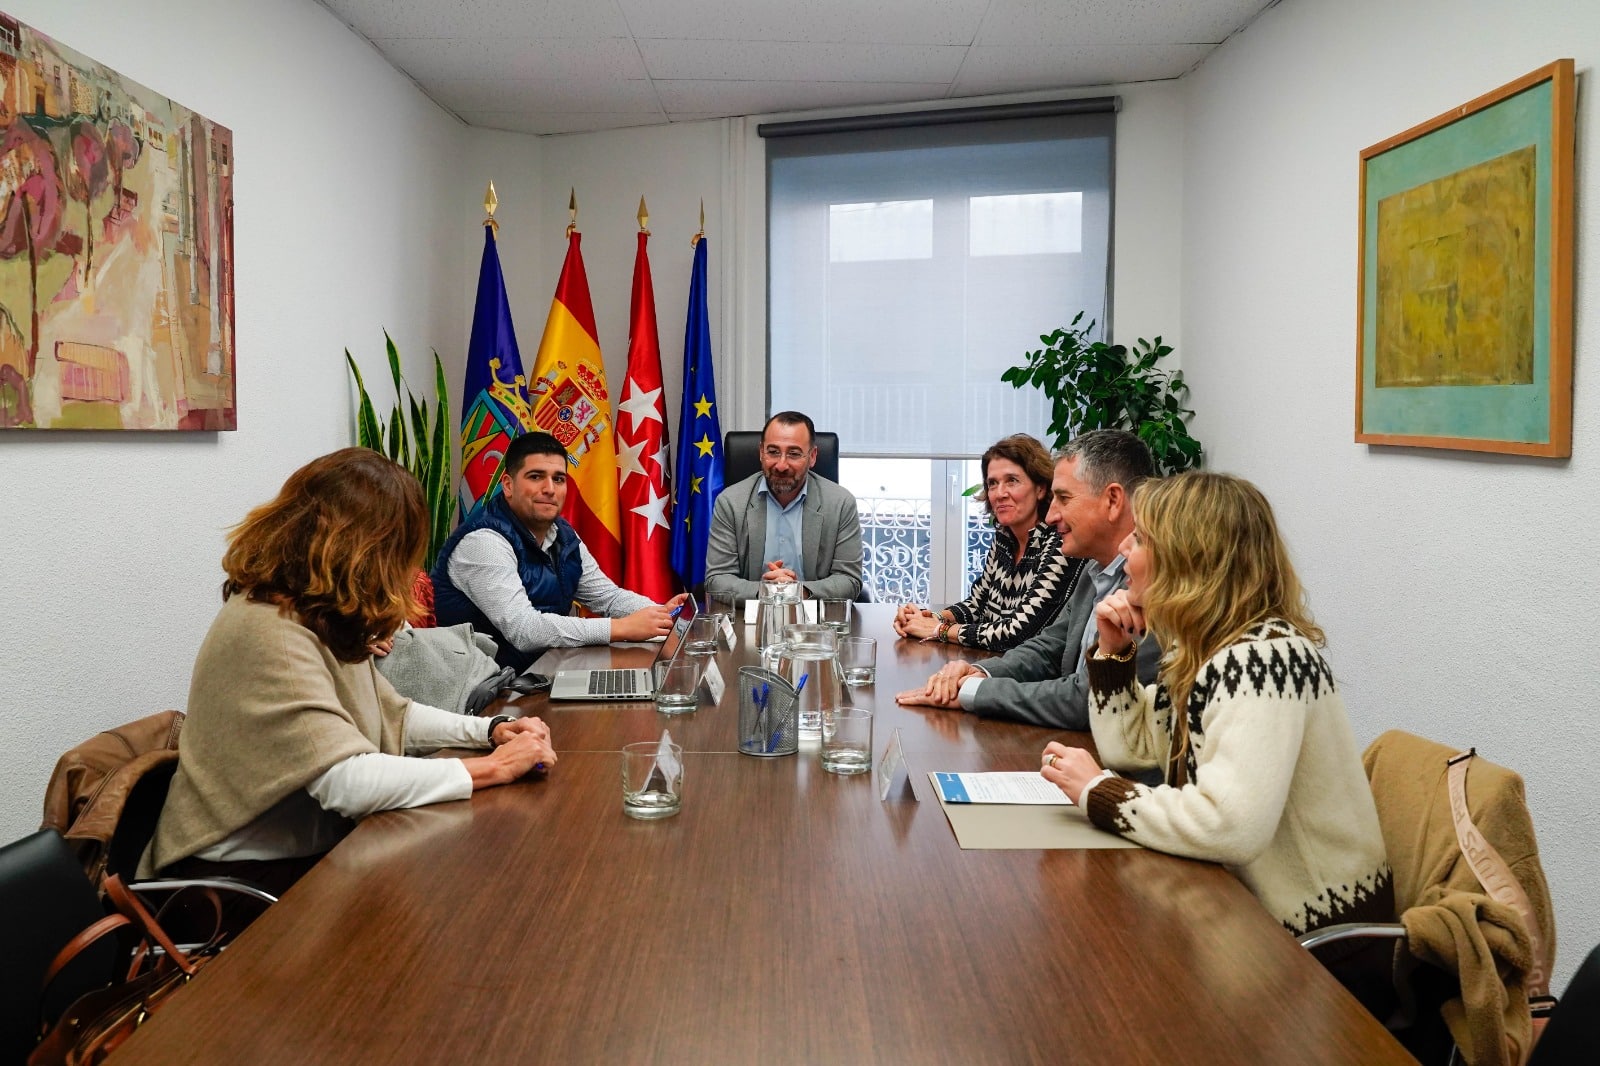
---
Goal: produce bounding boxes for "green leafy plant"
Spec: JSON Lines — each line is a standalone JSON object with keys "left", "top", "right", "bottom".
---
{"left": 345, "top": 333, "right": 454, "bottom": 570}
{"left": 1002, "top": 312, "right": 1203, "bottom": 476}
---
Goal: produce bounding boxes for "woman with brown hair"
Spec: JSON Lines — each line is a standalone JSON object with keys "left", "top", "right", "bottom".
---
{"left": 1039, "top": 471, "right": 1391, "bottom": 946}
{"left": 142, "top": 448, "right": 556, "bottom": 892}
{"left": 894, "top": 434, "right": 1084, "bottom": 652}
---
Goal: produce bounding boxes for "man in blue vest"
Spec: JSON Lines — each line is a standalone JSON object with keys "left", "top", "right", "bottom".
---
{"left": 433, "top": 432, "right": 688, "bottom": 671}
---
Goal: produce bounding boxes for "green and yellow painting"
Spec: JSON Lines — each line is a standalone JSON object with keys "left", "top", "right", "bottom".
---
{"left": 1374, "top": 145, "right": 1535, "bottom": 390}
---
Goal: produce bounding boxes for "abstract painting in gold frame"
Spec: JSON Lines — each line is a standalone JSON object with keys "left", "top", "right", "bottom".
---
{"left": 0, "top": 10, "right": 235, "bottom": 431}
{"left": 1356, "top": 60, "right": 1574, "bottom": 456}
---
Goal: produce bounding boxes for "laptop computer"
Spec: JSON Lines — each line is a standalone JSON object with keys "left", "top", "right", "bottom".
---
{"left": 547, "top": 596, "right": 697, "bottom": 701}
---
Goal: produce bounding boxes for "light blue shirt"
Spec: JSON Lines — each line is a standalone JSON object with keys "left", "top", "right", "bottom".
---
{"left": 958, "top": 553, "right": 1129, "bottom": 708}
{"left": 1078, "top": 553, "right": 1128, "bottom": 670}
{"left": 759, "top": 481, "right": 807, "bottom": 583}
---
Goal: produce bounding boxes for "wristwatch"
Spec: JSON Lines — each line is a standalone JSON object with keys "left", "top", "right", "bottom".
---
{"left": 486, "top": 714, "right": 515, "bottom": 746}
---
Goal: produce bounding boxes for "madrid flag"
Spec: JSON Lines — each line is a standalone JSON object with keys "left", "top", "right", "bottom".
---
{"left": 617, "top": 228, "right": 675, "bottom": 601}
{"left": 528, "top": 231, "right": 623, "bottom": 581}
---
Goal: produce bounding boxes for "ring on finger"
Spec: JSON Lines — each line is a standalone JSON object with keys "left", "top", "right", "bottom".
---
{"left": 1044, "top": 753, "right": 1058, "bottom": 769}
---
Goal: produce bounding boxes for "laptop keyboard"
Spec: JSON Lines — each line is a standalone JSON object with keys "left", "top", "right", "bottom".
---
{"left": 587, "top": 669, "right": 642, "bottom": 697}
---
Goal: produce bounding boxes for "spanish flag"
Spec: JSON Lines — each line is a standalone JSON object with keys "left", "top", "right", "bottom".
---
{"left": 528, "top": 230, "right": 623, "bottom": 581}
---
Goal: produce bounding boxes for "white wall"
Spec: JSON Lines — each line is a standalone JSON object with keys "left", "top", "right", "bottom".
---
{"left": 1181, "top": 0, "right": 1599, "bottom": 988}
{"left": 0, "top": 0, "right": 468, "bottom": 842}
{"left": 536, "top": 121, "right": 730, "bottom": 432}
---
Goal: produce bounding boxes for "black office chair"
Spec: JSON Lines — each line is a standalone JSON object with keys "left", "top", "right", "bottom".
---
{"left": 1525, "top": 943, "right": 1597, "bottom": 1066}
{"left": 0, "top": 829, "right": 121, "bottom": 1064}
{"left": 723, "top": 430, "right": 840, "bottom": 487}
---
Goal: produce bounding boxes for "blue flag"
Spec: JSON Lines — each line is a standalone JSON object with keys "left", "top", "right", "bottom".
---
{"left": 458, "top": 226, "right": 534, "bottom": 518}
{"left": 670, "top": 237, "right": 724, "bottom": 588}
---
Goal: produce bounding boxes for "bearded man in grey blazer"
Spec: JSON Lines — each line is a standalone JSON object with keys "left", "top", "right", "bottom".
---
{"left": 704, "top": 411, "right": 863, "bottom": 602}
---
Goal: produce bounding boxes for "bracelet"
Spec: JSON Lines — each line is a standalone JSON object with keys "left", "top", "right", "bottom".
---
{"left": 937, "top": 622, "right": 952, "bottom": 643}
{"left": 1092, "top": 639, "right": 1138, "bottom": 663}
{"left": 486, "top": 714, "right": 514, "bottom": 746}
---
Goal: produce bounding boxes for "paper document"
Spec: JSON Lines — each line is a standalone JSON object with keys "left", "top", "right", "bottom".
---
{"left": 932, "top": 772, "right": 1071, "bottom": 805}
{"left": 741, "top": 599, "right": 818, "bottom": 624}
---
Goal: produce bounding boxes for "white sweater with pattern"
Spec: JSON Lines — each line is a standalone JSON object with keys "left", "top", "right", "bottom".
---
{"left": 1082, "top": 619, "right": 1393, "bottom": 936}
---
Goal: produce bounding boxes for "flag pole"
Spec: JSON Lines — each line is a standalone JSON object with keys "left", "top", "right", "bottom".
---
{"left": 484, "top": 181, "right": 499, "bottom": 235}
{"left": 566, "top": 187, "right": 578, "bottom": 237}
{"left": 637, "top": 196, "right": 649, "bottom": 234}
{"left": 692, "top": 198, "right": 704, "bottom": 246}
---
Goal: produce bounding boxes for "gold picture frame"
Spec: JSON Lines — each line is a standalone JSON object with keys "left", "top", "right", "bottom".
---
{"left": 1356, "top": 60, "right": 1575, "bottom": 456}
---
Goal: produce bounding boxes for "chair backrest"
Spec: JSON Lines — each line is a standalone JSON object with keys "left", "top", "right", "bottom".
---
{"left": 1527, "top": 942, "right": 1600, "bottom": 1065}
{"left": 0, "top": 829, "right": 118, "bottom": 1063}
{"left": 723, "top": 430, "right": 840, "bottom": 488}
{"left": 1363, "top": 730, "right": 1557, "bottom": 1064}
{"left": 41, "top": 711, "right": 184, "bottom": 890}
{"left": 411, "top": 569, "right": 438, "bottom": 628}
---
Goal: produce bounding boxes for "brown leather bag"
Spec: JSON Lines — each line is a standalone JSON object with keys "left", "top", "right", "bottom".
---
{"left": 29, "top": 875, "right": 220, "bottom": 1066}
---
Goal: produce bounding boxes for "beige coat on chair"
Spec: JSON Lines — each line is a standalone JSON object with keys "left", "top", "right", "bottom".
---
{"left": 1365, "top": 730, "right": 1556, "bottom": 1066}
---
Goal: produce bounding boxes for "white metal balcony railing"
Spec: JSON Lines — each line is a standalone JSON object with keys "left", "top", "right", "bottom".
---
{"left": 856, "top": 497, "right": 994, "bottom": 605}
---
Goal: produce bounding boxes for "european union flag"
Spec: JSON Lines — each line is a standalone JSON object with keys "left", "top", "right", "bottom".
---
{"left": 670, "top": 237, "right": 724, "bottom": 588}
{"left": 457, "top": 224, "right": 532, "bottom": 518}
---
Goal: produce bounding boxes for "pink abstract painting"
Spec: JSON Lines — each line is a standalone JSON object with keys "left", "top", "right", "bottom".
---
{"left": 0, "top": 10, "right": 235, "bottom": 430}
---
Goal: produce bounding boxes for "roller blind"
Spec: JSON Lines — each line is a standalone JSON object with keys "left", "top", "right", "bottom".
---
{"left": 765, "top": 106, "right": 1115, "bottom": 457}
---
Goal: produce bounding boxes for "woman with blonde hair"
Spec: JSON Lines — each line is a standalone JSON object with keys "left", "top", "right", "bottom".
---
{"left": 1040, "top": 471, "right": 1391, "bottom": 951}
{"left": 143, "top": 448, "right": 556, "bottom": 892}
{"left": 895, "top": 433, "right": 1083, "bottom": 651}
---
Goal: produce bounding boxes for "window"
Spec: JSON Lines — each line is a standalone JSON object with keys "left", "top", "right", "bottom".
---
{"left": 765, "top": 103, "right": 1114, "bottom": 602}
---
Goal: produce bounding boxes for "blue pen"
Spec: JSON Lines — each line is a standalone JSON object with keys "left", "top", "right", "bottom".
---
{"left": 795, "top": 673, "right": 809, "bottom": 695}
{"left": 669, "top": 604, "right": 685, "bottom": 620}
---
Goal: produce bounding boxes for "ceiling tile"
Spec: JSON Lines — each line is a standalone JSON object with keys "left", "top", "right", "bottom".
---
{"left": 639, "top": 39, "right": 966, "bottom": 82}
{"left": 458, "top": 111, "right": 671, "bottom": 136}
{"left": 655, "top": 79, "right": 951, "bottom": 115}
{"left": 372, "top": 37, "right": 647, "bottom": 82}
{"left": 975, "top": 0, "right": 1271, "bottom": 46}
{"left": 318, "top": 0, "right": 631, "bottom": 40}
{"left": 953, "top": 43, "right": 1214, "bottom": 93}
{"left": 427, "top": 78, "right": 663, "bottom": 113}
{"left": 616, "top": 0, "right": 990, "bottom": 45}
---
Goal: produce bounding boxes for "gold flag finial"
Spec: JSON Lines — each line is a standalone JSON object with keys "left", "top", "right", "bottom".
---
{"left": 691, "top": 198, "right": 705, "bottom": 246}
{"left": 483, "top": 181, "right": 499, "bottom": 235}
{"left": 566, "top": 187, "right": 578, "bottom": 236}
{"left": 637, "top": 196, "right": 649, "bottom": 234}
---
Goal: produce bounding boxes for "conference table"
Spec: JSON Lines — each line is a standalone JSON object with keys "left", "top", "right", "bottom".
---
{"left": 114, "top": 605, "right": 1413, "bottom": 1064}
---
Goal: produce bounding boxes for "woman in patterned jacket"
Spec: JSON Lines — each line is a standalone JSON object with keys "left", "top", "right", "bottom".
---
{"left": 1039, "top": 472, "right": 1393, "bottom": 954}
{"left": 894, "top": 434, "right": 1084, "bottom": 652}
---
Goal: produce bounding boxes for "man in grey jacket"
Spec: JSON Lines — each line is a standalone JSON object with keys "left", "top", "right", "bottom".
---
{"left": 896, "top": 430, "right": 1159, "bottom": 731}
{"left": 704, "top": 411, "right": 863, "bottom": 602}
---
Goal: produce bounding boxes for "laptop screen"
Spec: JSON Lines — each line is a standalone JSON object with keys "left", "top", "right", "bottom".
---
{"left": 651, "top": 595, "right": 698, "bottom": 667}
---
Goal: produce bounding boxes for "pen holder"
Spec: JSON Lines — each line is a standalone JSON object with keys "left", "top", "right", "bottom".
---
{"left": 737, "top": 667, "right": 798, "bottom": 758}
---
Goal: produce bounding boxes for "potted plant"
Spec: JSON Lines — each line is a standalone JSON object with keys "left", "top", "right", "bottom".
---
{"left": 1002, "top": 312, "right": 1203, "bottom": 475}
{"left": 345, "top": 333, "right": 454, "bottom": 570}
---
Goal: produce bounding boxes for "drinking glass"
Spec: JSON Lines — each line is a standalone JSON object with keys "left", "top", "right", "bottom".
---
{"left": 622, "top": 740, "right": 684, "bottom": 819}
{"left": 653, "top": 657, "right": 704, "bottom": 715}
{"left": 837, "top": 637, "right": 877, "bottom": 686}
{"left": 684, "top": 615, "right": 722, "bottom": 656}
{"left": 821, "top": 707, "right": 873, "bottom": 775}
{"left": 817, "top": 599, "right": 853, "bottom": 634}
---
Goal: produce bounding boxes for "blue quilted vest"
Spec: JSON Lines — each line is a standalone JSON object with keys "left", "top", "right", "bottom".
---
{"left": 431, "top": 494, "right": 583, "bottom": 671}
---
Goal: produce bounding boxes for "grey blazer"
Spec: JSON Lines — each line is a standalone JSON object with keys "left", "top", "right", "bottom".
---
{"left": 703, "top": 472, "right": 863, "bottom": 602}
{"left": 968, "top": 560, "right": 1161, "bottom": 732}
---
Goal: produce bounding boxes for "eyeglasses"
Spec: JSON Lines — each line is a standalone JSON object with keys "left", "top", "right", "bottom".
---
{"left": 763, "top": 447, "right": 811, "bottom": 462}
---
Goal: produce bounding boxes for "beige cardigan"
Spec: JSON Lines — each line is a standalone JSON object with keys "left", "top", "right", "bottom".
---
{"left": 143, "top": 596, "right": 410, "bottom": 874}
{"left": 1365, "top": 730, "right": 1556, "bottom": 1066}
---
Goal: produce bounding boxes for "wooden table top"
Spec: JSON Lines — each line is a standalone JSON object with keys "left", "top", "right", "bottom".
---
{"left": 113, "top": 605, "right": 1413, "bottom": 1065}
